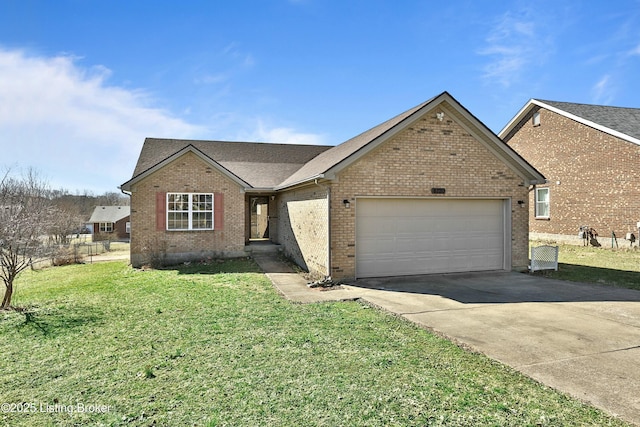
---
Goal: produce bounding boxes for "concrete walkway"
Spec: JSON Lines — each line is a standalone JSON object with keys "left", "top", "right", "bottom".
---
{"left": 252, "top": 253, "right": 356, "bottom": 303}
{"left": 254, "top": 253, "right": 640, "bottom": 426}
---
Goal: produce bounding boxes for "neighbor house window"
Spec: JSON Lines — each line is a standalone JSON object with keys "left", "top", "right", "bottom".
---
{"left": 535, "top": 187, "right": 550, "bottom": 218}
{"left": 167, "top": 193, "right": 213, "bottom": 230}
{"left": 99, "top": 222, "right": 113, "bottom": 233}
{"left": 125, "top": 222, "right": 131, "bottom": 234}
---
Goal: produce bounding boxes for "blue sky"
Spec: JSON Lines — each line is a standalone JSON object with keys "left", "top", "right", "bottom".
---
{"left": 1, "top": 0, "right": 639, "bottom": 194}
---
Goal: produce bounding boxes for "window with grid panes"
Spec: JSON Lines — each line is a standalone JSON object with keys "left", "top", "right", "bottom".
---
{"left": 167, "top": 193, "right": 213, "bottom": 230}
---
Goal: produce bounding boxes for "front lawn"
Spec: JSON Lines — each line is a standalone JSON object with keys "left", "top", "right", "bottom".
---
{"left": 0, "top": 260, "right": 628, "bottom": 426}
{"left": 531, "top": 241, "right": 640, "bottom": 290}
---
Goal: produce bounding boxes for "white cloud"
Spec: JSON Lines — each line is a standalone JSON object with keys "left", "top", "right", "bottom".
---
{"left": 221, "top": 42, "right": 255, "bottom": 68}
{"left": 240, "top": 119, "right": 329, "bottom": 146}
{"left": 629, "top": 43, "right": 640, "bottom": 56}
{"left": 478, "top": 10, "right": 552, "bottom": 87}
{"left": 0, "top": 48, "right": 205, "bottom": 193}
{"left": 195, "top": 72, "right": 229, "bottom": 85}
{"left": 591, "top": 74, "right": 615, "bottom": 105}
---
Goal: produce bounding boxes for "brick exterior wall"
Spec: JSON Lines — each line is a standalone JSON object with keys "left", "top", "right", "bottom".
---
{"left": 92, "top": 217, "right": 130, "bottom": 241}
{"left": 504, "top": 107, "right": 640, "bottom": 242}
{"left": 276, "top": 187, "right": 329, "bottom": 278}
{"left": 129, "top": 151, "right": 246, "bottom": 267}
{"left": 129, "top": 104, "right": 532, "bottom": 276}
{"left": 328, "top": 105, "right": 530, "bottom": 279}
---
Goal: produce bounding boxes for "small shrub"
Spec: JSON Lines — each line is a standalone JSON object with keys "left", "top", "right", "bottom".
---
{"left": 51, "top": 246, "right": 84, "bottom": 266}
{"left": 141, "top": 238, "right": 167, "bottom": 269}
{"left": 143, "top": 366, "right": 156, "bottom": 379}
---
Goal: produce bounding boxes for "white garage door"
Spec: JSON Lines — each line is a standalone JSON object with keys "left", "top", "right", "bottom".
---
{"left": 356, "top": 198, "right": 507, "bottom": 278}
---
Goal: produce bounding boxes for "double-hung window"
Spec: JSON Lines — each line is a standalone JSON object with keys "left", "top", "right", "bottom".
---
{"left": 167, "top": 193, "right": 213, "bottom": 230}
{"left": 99, "top": 222, "right": 113, "bottom": 233}
{"left": 535, "top": 187, "right": 550, "bottom": 218}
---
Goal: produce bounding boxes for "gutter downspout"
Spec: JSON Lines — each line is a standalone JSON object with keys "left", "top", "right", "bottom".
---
{"left": 119, "top": 186, "right": 131, "bottom": 197}
{"left": 314, "top": 179, "right": 332, "bottom": 279}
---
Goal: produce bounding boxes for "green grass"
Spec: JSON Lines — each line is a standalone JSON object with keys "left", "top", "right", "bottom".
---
{"left": 531, "top": 241, "right": 640, "bottom": 290}
{"left": 0, "top": 260, "right": 629, "bottom": 426}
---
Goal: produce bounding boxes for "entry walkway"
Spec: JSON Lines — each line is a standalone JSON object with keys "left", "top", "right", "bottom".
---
{"left": 252, "top": 253, "right": 356, "bottom": 303}
{"left": 254, "top": 252, "right": 640, "bottom": 425}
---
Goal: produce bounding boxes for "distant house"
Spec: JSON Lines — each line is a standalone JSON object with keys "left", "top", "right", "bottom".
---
{"left": 121, "top": 92, "right": 544, "bottom": 278}
{"left": 500, "top": 99, "right": 640, "bottom": 244}
{"left": 88, "top": 206, "right": 131, "bottom": 241}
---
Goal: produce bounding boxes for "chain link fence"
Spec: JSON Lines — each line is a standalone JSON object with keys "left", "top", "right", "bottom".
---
{"left": 31, "top": 241, "right": 111, "bottom": 269}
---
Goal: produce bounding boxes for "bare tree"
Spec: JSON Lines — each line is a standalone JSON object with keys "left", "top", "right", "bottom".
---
{"left": 0, "top": 169, "right": 54, "bottom": 310}
{"left": 99, "top": 191, "right": 129, "bottom": 206}
{"left": 48, "top": 207, "right": 84, "bottom": 245}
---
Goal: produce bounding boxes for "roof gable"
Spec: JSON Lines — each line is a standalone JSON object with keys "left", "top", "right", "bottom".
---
{"left": 278, "top": 91, "right": 544, "bottom": 188}
{"left": 121, "top": 139, "right": 332, "bottom": 191}
{"left": 500, "top": 99, "right": 640, "bottom": 145}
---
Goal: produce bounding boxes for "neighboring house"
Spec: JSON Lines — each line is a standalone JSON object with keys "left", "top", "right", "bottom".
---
{"left": 88, "top": 206, "right": 131, "bottom": 241}
{"left": 120, "top": 92, "right": 544, "bottom": 279}
{"left": 500, "top": 99, "right": 640, "bottom": 244}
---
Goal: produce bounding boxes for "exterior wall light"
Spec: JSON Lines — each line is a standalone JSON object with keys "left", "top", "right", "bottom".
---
{"left": 517, "top": 200, "right": 525, "bottom": 207}
{"left": 343, "top": 199, "right": 350, "bottom": 208}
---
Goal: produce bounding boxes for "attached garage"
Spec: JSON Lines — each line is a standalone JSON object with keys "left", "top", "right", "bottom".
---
{"left": 356, "top": 198, "right": 510, "bottom": 278}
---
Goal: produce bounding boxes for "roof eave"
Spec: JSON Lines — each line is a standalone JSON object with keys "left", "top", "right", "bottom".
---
{"left": 500, "top": 99, "right": 640, "bottom": 146}
{"left": 498, "top": 99, "right": 537, "bottom": 139}
{"left": 447, "top": 99, "right": 546, "bottom": 184}
{"left": 322, "top": 92, "right": 452, "bottom": 179}
{"left": 274, "top": 174, "right": 326, "bottom": 191}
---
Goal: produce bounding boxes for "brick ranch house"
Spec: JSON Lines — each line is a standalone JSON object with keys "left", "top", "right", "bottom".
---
{"left": 500, "top": 99, "right": 640, "bottom": 245}
{"left": 88, "top": 205, "right": 131, "bottom": 241}
{"left": 120, "top": 92, "right": 544, "bottom": 279}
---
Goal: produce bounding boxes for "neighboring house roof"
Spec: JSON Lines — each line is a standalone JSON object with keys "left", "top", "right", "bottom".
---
{"left": 499, "top": 99, "right": 640, "bottom": 145}
{"left": 121, "top": 91, "right": 545, "bottom": 192}
{"left": 89, "top": 206, "right": 130, "bottom": 223}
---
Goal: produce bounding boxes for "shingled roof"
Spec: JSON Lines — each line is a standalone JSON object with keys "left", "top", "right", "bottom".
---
{"left": 88, "top": 206, "right": 130, "bottom": 223}
{"left": 122, "top": 91, "right": 545, "bottom": 192}
{"left": 500, "top": 99, "right": 640, "bottom": 145}
{"left": 125, "top": 139, "right": 332, "bottom": 189}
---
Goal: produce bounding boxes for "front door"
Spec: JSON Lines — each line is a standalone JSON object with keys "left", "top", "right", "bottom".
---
{"left": 250, "top": 197, "right": 269, "bottom": 239}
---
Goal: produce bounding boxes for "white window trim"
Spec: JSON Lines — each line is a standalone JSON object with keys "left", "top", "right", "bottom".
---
{"left": 166, "top": 192, "right": 214, "bottom": 231}
{"left": 99, "top": 222, "right": 113, "bottom": 233}
{"left": 535, "top": 187, "right": 550, "bottom": 218}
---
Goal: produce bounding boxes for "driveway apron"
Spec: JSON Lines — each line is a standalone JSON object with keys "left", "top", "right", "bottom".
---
{"left": 255, "top": 251, "right": 640, "bottom": 425}
{"left": 345, "top": 272, "right": 640, "bottom": 425}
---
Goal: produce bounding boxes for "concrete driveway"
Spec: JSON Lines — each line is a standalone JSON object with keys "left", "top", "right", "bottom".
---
{"left": 344, "top": 272, "right": 640, "bottom": 425}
